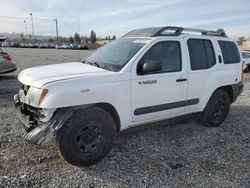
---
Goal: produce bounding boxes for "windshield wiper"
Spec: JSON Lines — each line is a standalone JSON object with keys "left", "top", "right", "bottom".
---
{"left": 83, "top": 60, "right": 115, "bottom": 71}
{"left": 92, "top": 62, "right": 101, "bottom": 67}
{"left": 83, "top": 60, "right": 100, "bottom": 67}
{"left": 101, "top": 65, "right": 116, "bottom": 71}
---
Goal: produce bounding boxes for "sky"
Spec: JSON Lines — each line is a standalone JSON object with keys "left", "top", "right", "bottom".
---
{"left": 0, "top": 0, "right": 250, "bottom": 39}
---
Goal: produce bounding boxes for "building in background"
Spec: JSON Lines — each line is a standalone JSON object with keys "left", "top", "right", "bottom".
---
{"left": 241, "top": 41, "right": 250, "bottom": 51}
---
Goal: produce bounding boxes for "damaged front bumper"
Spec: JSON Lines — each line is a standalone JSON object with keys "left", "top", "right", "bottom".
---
{"left": 14, "top": 94, "right": 73, "bottom": 145}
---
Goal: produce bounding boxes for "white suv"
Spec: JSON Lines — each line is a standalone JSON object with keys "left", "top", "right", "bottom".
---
{"left": 14, "top": 26, "right": 243, "bottom": 166}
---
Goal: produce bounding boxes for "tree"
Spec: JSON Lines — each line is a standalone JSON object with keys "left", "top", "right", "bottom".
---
{"left": 112, "top": 35, "right": 116, "bottom": 40}
{"left": 69, "top": 36, "right": 74, "bottom": 43}
{"left": 217, "top": 28, "right": 226, "bottom": 37}
{"left": 48, "top": 38, "right": 54, "bottom": 43}
{"left": 81, "top": 35, "right": 89, "bottom": 44}
{"left": 105, "top": 36, "right": 108, "bottom": 40}
{"left": 74, "top": 33, "right": 81, "bottom": 43}
{"left": 237, "top": 36, "right": 246, "bottom": 45}
{"left": 90, "top": 30, "right": 96, "bottom": 44}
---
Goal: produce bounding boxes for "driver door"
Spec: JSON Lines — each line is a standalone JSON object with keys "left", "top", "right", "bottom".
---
{"left": 131, "top": 39, "right": 189, "bottom": 123}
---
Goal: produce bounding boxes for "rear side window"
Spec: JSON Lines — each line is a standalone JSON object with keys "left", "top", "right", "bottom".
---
{"left": 188, "top": 39, "right": 216, "bottom": 70}
{"left": 218, "top": 41, "right": 240, "bottom": 64}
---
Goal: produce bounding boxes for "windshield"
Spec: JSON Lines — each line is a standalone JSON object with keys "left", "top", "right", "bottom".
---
{"left": 85, "top": 38, "right": 149, "bottom": 71}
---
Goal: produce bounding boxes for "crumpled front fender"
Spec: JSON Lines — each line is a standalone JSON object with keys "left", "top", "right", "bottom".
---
{"left": 24, "top": 108, "right": 74, "bottom": 145}
{"left": 15, "top": 93, "right": 92, "bottom": 145}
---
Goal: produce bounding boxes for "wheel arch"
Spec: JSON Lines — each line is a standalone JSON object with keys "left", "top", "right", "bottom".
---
{"left": 94, "top": 103, "right": 121, "bottom": 132}
{"left": 217, "top": 85, "right": 237, "bottom": 103}
{"left": 201, "top": 84, "right": 237, "bottom": 112}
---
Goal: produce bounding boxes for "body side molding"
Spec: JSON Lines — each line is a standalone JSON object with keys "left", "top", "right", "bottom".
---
{"left": 134, "top": 98, "right": 199, "bottom": 115}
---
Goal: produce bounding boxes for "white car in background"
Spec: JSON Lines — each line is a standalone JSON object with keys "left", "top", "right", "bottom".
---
{"left": 242, "top": 51, "right": 250, "bottom": 72}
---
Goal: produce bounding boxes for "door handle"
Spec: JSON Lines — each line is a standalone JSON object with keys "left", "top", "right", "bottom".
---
{"left": 176, "top": 78, "right": 187, "bottom": 82}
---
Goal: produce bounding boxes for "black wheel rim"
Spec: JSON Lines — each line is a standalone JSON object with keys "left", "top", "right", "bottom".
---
{"left": 75, "top": 122, "right": 104, "bottom": 154}
{"left": 211, "top": 97, "right": 228, "bottom": 124}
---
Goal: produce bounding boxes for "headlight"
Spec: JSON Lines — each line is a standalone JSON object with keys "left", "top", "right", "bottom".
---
{"left": 38, "top": 89, "right": 48, "bottom": 106}
{"left": 26, "top": 87, "right": 48, "bottom": 107}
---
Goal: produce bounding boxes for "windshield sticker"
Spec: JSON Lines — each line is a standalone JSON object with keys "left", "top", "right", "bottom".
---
{"left": 133, "top": 40, "right": 150, "bottom": 44}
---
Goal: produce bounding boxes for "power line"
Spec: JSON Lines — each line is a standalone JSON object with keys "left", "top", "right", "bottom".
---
{"left": 0, "top": 15, "right": 79, "bottom": 21}
{"left": 0, "top": 15, "right": 55, "bottom": 21}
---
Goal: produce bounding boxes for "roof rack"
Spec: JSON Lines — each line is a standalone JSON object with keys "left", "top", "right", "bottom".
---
{"left": 123, "top": 26, "right": 227, "bottom": 38}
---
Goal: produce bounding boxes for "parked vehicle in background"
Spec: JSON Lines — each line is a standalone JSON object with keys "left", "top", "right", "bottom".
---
{"left": 56, "top": 44, "right": 68, "bottom": 49}
{"left": 28, "top": 43, "right": 34, "bottom": 48}
{"left": 19, "top": 42, "right": 28, "bottom": 48}
{"left": 69, "top": 44, "right": 78, "bottom": 49}
{"left": 11, "top": 42, "right": 19, "bottom": 48}
{"left": 1, "top": 41, "right": 9, "bottom": 47}
{"left": 0, "top": 38, "right": 16, "bottom": 73}
{"left": 14, "top": 26, "right": 243, "bottom": 166}
{"left": 78, "top": 44, "right": 89, "bottom": 50}
{"left": 242, "top": 51, "right": 250, "bottom": 73}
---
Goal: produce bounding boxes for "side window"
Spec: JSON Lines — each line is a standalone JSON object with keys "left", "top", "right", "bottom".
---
{"left": 187, "top": 39, "right": 216, "bottom": 70}
{"left": 218, "top": 41, "right": 240, "bottom": 64}
{"left": 137, "top": 41, "right": 181, "bottom": 74}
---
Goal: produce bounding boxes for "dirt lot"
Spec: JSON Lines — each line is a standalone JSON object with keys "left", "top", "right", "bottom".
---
{"left": 0, "top": 48, "right": 250, "bottom": 187}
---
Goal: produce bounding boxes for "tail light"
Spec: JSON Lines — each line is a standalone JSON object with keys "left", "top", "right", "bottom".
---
{"left": 3, "top": 55, "right": 12, "bottom": 61}
{"left": 241, "top": 63, "right": 244, "bottom": 82}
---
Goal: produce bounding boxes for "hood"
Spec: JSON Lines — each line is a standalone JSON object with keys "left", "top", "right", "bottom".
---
{"left": 18, "top": 62, "right": 111, "bottom": 88}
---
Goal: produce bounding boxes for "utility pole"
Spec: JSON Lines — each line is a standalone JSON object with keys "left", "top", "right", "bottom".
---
{"left": 55, "top": 19, "right": 59, "bottom": 43}
{"left": 24, "top": 20, "right": 28, "bottom": 40}
{"left": 30, "top": 13, "right": 34, "bottom": 38}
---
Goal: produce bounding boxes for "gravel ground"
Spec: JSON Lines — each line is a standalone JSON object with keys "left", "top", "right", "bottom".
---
{"left": 0, "top": 48, "right": 250, "bottom": 188}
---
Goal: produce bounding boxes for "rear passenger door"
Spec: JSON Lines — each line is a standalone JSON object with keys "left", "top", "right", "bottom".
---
{"left": 185, "top": 36, "right": 219, "bottom": 111}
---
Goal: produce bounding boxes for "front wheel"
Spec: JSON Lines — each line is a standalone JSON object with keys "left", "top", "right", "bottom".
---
{"left": 57, "top": 107, "right": 117, "bottom": 166}
{"left": 201, "top": 89, "right": 230, "bottom": 127}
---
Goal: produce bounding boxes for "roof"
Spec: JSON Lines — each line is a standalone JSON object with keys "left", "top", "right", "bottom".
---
{"left": 0, "top": 37, "right": 7, "bottom": 42}
{"left": 123, "top": 26, "right": 227, "bottom": 38}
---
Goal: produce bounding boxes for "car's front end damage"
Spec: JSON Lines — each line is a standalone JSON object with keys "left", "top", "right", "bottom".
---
{"left": 14, "top": 62, "right": 109, "bottom": 145}
{"left": 14, "top": 84, "right": 74, "bottom": 145}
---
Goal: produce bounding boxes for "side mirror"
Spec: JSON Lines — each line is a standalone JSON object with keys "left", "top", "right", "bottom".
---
{"left": 139, "top": 60, "right": 162, "bottom": 74}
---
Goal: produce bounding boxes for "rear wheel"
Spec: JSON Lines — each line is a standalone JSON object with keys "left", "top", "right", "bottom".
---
{"left": 201, "top": 89, "right": 230, "bottom": 127}
{"left": 57, "top": 107, "right": 116, "bottom": 166}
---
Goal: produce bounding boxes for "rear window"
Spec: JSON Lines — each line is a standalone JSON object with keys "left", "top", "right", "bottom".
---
{"left": 218, "top": 41, "right": 240, "bottom": 64}
{"left": 187, "top": 39, "right": 216, "bottom": 70}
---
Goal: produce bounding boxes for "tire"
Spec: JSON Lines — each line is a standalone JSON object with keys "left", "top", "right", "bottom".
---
{"left": 201, "top": 89, "right": 230, "bottom": 127}
{"left": 57, "top": 107, "right": 117, "bottom": 166}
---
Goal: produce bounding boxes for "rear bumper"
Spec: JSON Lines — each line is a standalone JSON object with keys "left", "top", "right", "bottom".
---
{"left": 14, "top": 94, "right": 73, "bottom": 145}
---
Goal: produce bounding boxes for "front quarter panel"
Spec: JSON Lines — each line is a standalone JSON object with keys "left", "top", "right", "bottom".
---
{"left": 40, "top": 73, "right": 132, "bottom": 128}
